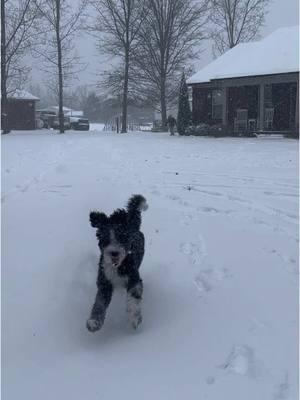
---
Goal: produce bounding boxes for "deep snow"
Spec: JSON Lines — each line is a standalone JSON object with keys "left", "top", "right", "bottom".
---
{"left": 2, "top": 129, "right": 299, "bottom": 400}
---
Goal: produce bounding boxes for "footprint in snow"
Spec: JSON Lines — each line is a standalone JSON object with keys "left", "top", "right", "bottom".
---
{"left": 273, "top": 373, "right": 290, "bottom": 400}
{"left": 198, "top": 206, "right": 219, "bottom": 214}
{"left": 178, "top": 199, "right": 191, "bottom": 207}
{"left": 166, "top": 194, "right": 181, "bottom": 201}
{"left": 248, "top": 317, "right": 269, "bottom": 334}
{"left": 180, "top": 213, "right": 193, "bottom": 226}
{"left": 206, "top": 376, "right": 215, "bottom": 385}
{"left": 180, "top": 234, "right": 206, "bottom": 265}
{"left": 220, "top": 345, "right": 262, "bottom": 379}
{"left": 194, "top": 267, "right": 232, "bottom": 295}
{"left": 269, "top": 249, "right": 299, "bottom": 278}
{"left": 179, "top": 234, "right": 232, "bottom": 297}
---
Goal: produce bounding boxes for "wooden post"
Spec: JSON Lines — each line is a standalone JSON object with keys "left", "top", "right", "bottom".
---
{"left": 259, "top": 84, "right": 265, "bottom": 131}
{"left": 222, "top": 87, "right": 227, "bottom": 127}
{"left": 116, "top": 116, "right": 119, "bottom": 133}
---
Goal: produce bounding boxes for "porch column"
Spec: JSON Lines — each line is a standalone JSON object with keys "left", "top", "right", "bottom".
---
{"left": 296, "top": 81, "right": 299, "bottom": 128}
{"left": 222, "top": 87, "right": 227, "bottom": 126}
{"left": 259, "top": 84, "right": 265, "bottom": 131}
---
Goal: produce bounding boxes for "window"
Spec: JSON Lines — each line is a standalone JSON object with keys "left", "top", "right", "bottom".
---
{"left": 212, "top": 89, "right": 223, "bottom": 120}
{"left": 264, "top": 84, "right": 273, "bottom": 109}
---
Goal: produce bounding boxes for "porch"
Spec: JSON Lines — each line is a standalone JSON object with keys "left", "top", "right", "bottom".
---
{"left": 190, "top": 73, "right": 299, "bottom": 135}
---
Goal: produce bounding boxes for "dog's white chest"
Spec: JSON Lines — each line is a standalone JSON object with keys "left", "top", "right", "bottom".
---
{"left": 103, "top": 263, "right": 128, "bottom": 288}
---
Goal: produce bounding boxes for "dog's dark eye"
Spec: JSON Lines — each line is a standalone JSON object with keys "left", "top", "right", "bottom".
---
{"left": 115, "top": 230, "right": 128, "bottom": 245}
{"left": 117, "top": 233, "right": 126, "bottom": 243}
{"left": 96, "top": 229, "right": 109, "bottom": 247}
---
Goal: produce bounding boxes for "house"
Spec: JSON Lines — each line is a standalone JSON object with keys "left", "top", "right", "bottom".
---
{"left": 6, "top": 90, "right": 39, "bottom": 130}
{"left": 187, "top": 26, "right": 299, "bottom": 135}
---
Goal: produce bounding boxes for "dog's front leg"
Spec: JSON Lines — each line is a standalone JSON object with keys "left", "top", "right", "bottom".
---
{"left": 127, "top": 279, "right": 143, "bottom": 330}
{"left": 86, "top": 281, "right": 112, "bottom": 333}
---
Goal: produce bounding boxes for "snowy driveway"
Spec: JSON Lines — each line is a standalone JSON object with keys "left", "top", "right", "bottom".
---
{"left": 2, "top": 130, "right": 299, "bottom": 399}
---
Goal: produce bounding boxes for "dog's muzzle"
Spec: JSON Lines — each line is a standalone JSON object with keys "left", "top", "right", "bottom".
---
{"left": 110, "top": 251, "right": 119, "bottom": 266}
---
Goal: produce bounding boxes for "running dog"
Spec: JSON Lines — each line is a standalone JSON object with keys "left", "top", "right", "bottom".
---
{"left": 86, "top": 195, "right": 148, "bottom": 332}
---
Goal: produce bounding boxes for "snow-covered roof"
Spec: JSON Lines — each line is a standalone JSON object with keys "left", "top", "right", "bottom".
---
{"left": 9, "top": 90, "right": 39, "bottom": 101}
{"left": 187, "top": 26, "right": 299, "bottom": 84}
{"left": 50, "top": 106, "right": 72, "bottom": 112}
{"left": 64, "top": 110, "right": 83, "bottom": 117}
{"left": 46, "top": 106, "right": 84, "bottom": 116}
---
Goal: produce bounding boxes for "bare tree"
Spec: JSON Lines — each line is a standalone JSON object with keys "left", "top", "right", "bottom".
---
{"left": 88, "top": 0, "right": 146, "bottom": 133}
{"left": 209, "top": 0, "right": 270, "bottom": 56}
{"left": 28, "top": 82, "right": 58, "bottom": 107}
{"left": 1, "top": 0, "right": 40, "bottom": 134}
{"left": 34, "top": 0, "right": 87, "bottom": 133}
{"left": 133, "top": 0, "right": 209, "bottom": 130}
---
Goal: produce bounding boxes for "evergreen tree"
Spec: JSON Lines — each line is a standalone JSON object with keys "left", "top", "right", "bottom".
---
{"left": 177, "top": 72, "right": 192, "bottom": 135}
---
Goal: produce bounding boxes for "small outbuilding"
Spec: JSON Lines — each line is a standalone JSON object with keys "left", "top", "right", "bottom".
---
{"left": 187, "top": 26, "right": 299, "bottom": 135}
{"left": 7, "top": 90, "right": 39, "bottom": 130}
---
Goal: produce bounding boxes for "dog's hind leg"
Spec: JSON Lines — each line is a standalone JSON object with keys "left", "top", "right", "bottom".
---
{"left": 127, "top": 279, "right": 143, "bottom": 330}
{"left": 86, "top": 281, "right": 113, "bottom": 333}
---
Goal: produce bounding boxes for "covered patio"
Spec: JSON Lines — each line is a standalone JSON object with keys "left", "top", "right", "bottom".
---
{"left": 223, "top": 74, "right": 299, "bottom": 134}
{"left": 187, "top": 26, "right": 299, "bottom": 136}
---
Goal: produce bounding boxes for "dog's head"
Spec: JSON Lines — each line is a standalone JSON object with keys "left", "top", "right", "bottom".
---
{"left": 90, "top": 195, "right": 148, "bottom": 268}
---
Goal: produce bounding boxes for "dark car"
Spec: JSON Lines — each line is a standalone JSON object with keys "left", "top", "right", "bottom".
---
{"left": 70, "top": 116, "right": 90, "bottom": 131}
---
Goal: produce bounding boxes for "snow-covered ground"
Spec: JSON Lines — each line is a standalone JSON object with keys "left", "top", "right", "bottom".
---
{"left": 2, "top": 129, "right": 299, "bottom": 400}
{"left": 89, "top": 122, "right": 105, "bottom": 131}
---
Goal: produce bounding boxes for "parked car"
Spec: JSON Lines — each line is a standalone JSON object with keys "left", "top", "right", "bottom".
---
{"left": 52, "top": 116, "right": 71, "bottom": 130}
{"left": 140, "top": 122, "right": 153, "bottom": 131}
{"left": 36, "top": 110, "right": 56, "bottom": 128}
{"left": 70, "top": 116, "right": 90, "bottom": 131}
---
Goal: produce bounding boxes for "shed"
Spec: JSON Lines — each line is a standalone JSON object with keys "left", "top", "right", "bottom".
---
{"left": 7, "top": 90, "right": 39, "bottom": 130}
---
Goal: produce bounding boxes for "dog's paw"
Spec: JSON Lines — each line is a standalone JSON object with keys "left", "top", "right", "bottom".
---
{"left": 86, "top": 318, "right": 103, "bottom": 332}
{"left": 129, "top": 311, "right": 142, "bottom": 330}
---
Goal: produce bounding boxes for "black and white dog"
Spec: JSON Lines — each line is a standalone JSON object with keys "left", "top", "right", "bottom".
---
{"left": 86, "top": 195, "right": 148, "bottom": 332}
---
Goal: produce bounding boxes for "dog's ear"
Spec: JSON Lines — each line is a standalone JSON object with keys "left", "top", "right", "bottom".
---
{"left": 89, "top": 211, "right": 108, "bottom": 228}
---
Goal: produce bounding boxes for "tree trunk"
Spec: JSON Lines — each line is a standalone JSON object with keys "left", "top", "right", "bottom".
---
{"left": 121, "top": 49, "right": 129, "bottom": 133}
{"left": 1, "top": 0, "right": 10, "bottom": 134}
{"left": 160, "top": 77, "right": 167, "bottom": 131}
{"left": 56, "top": 0, "right": 64, "bottom": 133}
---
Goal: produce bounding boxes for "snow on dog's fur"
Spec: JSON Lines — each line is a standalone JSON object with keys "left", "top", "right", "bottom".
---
{"left": 87, "top": 195, "right": 148, "bottom": 332}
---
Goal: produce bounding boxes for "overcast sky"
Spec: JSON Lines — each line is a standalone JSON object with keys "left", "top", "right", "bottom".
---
{"left": 29, "top": 0, "right": 299, "bottom": 92}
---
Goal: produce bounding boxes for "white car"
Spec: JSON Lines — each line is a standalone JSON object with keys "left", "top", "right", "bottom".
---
{"left": 140, "top": 123, "right": 153, "bottom": 131}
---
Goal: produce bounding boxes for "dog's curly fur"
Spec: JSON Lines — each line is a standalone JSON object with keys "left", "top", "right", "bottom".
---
{"left": 87, "top": 195, "right": 148, "bottom": 332}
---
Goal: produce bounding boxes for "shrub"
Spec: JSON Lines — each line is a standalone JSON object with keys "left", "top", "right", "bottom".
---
{"left": 185, "top": 123, "right": 210, "bottom": 136}
{"left": 177, "top": 72, "right": 192, "bottom": 135}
